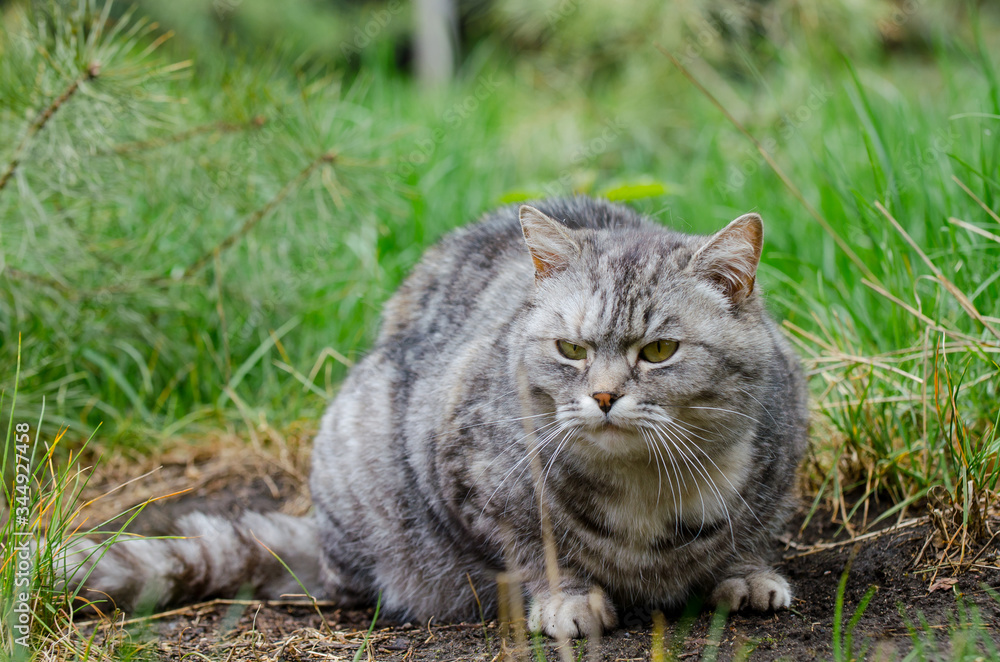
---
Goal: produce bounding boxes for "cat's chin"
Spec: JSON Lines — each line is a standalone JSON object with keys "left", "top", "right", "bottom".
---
{"left": 576, "top": 424, "right": 647, "bottom": 458}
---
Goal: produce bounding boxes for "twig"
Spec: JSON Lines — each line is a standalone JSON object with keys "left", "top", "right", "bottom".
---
{"left": 0, "top": 63, "right": 99, "bottom": 193}
{"left": 909, "top": 530, "right": 933, "bottom": 570}
{"left": 250, "top": 530, "right": 334, "bottom": 637}
{"left": 655, "top": 45, "right": 877, "bottom": 284}
{"left": 783, "top": 516, "right": 927, "bottom": 559}
{"left": 877, "top": 623, "right": 985, "bottom": 636}
{"left": 960, "top": 529, "right": 1000, "bottom": 569}
{"left": 784, "top": 320, "right": 924, "bottom": 383}
{"left": 516, "top": 366, "right": 574, "bottom": 662}
{"left": 74, "top": 597, "right": 340, "bottom": 629}
{"left": 76, "top": 598, "right": 337, "bottom": 628}
{"left": 73, "top": 466, "right": 164, "bottom": 513}
{"left": 101, "top": 116, "right": 267, "bottom": 156}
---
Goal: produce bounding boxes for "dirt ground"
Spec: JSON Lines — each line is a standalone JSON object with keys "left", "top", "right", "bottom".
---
{"left": 68, "top": 436, "right": 1000, "bottom": 661}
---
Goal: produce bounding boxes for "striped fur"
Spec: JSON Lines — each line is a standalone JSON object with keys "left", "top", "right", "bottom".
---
{"left": 71, "top": 197, "right": 807, "bottom": 638}
{"left": 311, "top": 197, "right": 807, "bottom": 636}
{"left": 64, "top": 511, "right": 321, "bottom": 611}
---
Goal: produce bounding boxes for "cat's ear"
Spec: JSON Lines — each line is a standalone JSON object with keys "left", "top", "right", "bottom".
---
{"left": 688, "top": 213, "right": 763, "bottom": 305}
{"left": 519, "top": 205, "right": 580, "bottom": 280}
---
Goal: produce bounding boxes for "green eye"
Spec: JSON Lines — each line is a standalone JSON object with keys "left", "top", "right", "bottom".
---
{"left": 640, "top": 340, "right": 679, "bottom": 363}
{"left": 556, "top": 340, "right": 587, "bottom": 360}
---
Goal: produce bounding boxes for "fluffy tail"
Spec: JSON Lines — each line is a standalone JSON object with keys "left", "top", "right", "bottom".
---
{"left": 60, "top": 511, "right": 323, "bottom": 612}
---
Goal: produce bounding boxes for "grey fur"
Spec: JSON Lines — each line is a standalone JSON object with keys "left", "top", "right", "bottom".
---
{"left": 71, "top": 197, "right": 807, "bottom": 636}
{"left": 63, "top": 511, "right": 320, "bottom": 611}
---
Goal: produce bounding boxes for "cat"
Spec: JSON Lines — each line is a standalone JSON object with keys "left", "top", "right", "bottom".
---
{"left": 65, "top": 197, "right": 808, "bottom": 639}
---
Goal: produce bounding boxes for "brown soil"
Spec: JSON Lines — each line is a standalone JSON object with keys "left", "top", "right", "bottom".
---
{"left": 68, "top": 438, "right": 1000, "bottom": 661}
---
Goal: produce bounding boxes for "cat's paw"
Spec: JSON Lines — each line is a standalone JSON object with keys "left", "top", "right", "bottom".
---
{"left": 711, "top": 570, "right": 791, "bottom": 611}
{"left": 528, "top": 589, "right": 617, "bottom": 639}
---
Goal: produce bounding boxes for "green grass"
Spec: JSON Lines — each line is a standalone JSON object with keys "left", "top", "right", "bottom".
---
{"left": 832, "top": 558, "right": 878, "bottom": 662}
{"left": 1, "top": 0, "right": 1000, "bottom": 658}
{"left": 1, "top": 0, "right": 996, "bottom": 479}
{"left": 0, "top": 339, "right": 144, "bottom": 660}
{"left": 899, "top": 589, "right": 1000, "bottom": 662}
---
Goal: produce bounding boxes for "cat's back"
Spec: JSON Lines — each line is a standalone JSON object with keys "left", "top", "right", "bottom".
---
{"left": 378, "top": 198, "right": 650, "bottom": 346}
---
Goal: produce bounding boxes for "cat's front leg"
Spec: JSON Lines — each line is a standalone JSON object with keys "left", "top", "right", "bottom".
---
{"left": 710, "top": 562, "right": 792, "bottom": 611}
{"left": 526, "top": 579, "right": 617, "bottom": 639}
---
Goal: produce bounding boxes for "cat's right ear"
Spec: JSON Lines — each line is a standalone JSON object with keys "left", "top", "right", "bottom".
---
{"left": 688, "top": 212, "right": 764, "bottom": 305}
{"left": 519, "top": 205, "right": 580, "bottom": 280}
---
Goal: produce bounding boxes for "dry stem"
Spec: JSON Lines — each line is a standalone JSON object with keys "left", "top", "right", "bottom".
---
{"left": 875, "top": 201, "right": 1000, "bottom": 342}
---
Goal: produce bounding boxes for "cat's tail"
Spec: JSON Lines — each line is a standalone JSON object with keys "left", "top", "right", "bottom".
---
{"left": 59, "top": 511, "right": 324, "bottom": 612}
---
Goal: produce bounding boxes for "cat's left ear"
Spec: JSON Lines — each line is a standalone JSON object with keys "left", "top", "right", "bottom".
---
{"left": 688, "top": 213, "right": 763, "bottom": 305}
{"left": 519, "top": 205, "right": 580, "bottom": 280}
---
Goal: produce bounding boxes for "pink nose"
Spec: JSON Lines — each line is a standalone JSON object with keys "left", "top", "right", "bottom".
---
{"left": 592, "top": 392, "right": 618, "bottom": 413}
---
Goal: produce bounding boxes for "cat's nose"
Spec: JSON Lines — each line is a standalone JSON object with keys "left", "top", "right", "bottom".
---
{"left": 592, "top": 392, "right": 618, "bottom": 414}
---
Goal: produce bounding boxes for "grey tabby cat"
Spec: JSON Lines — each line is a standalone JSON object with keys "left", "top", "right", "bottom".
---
{"left": 67, "top": 197, "right": 807, "bottom": 638}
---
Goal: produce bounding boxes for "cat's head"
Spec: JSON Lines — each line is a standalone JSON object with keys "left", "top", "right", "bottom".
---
{"left": 515, "top": 202, "right": 773, "bottom": 462}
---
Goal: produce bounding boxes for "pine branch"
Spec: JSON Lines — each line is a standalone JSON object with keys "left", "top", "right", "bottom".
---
{"left": 0, "top": 62, "right": 100, "bottom": 194}
{"left": 3, "top": 149, "right": 338, "bottom": 299}
{"left": 176, "top": 150, "right": 338, "bottom": 281}
{"left": 101, "top": 116, "right": 267, "bottom": 156}
{"left": 1, "top": 266, "right": 74, "bottom": 294}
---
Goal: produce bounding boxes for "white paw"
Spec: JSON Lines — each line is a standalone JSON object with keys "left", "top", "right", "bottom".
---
{"left": 528, "top": 589, "right": 617, "bottom": 639}
{"left": 711, "top": 570, "right": 791, "bottom": 611}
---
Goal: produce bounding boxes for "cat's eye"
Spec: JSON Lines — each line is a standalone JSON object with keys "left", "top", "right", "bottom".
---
{"left": 640, "top": 339, "right": 679, "bottom": 363}
{"left": 556, "top": 340, "right": 587, "bottom": 360}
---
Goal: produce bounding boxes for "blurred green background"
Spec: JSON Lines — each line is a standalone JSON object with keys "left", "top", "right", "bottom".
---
{"left": 1, "top": 0, "right": 998, "bottom": 512}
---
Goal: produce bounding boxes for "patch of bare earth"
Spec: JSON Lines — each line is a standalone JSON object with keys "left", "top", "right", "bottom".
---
{"left": 67, "top": 437, "right": 1000, "bottom": 661}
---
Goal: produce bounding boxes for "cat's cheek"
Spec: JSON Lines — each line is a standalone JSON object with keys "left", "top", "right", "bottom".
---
{"left": 530, "top": 363, "right": 588, "bottom": 407}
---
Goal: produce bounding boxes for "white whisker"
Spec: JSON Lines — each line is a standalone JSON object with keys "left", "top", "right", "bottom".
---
{"left": 639, "top": 428, "right": 663, "bottom": 506}
{"left": 431, "top": 410, "right": 552, "bottom": 441}
{"left": 538, "top": 430, "right": 573, "bottom": 505}
{"left": 655, "top": 423, "right": 736, "bottom": 551}
{"left": 647, "top": 425, "right": 702, "bottom": 540}
{"left": 643, "top": 427, "right": 681, "bottom": 527}
{"left": 672, "top": 405, "right": 761, "bottom": 426}
{"left": 668, "top": 418, "right": 765, "bottom": 529}
{"left": 736, "top": 386, "right": 777, "bottom": 426}
{"left": 465, "top": 417, "right": 562, "bottom": 496}
{"left": 479, "top": 421, "right": 566, "bottom": 515}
